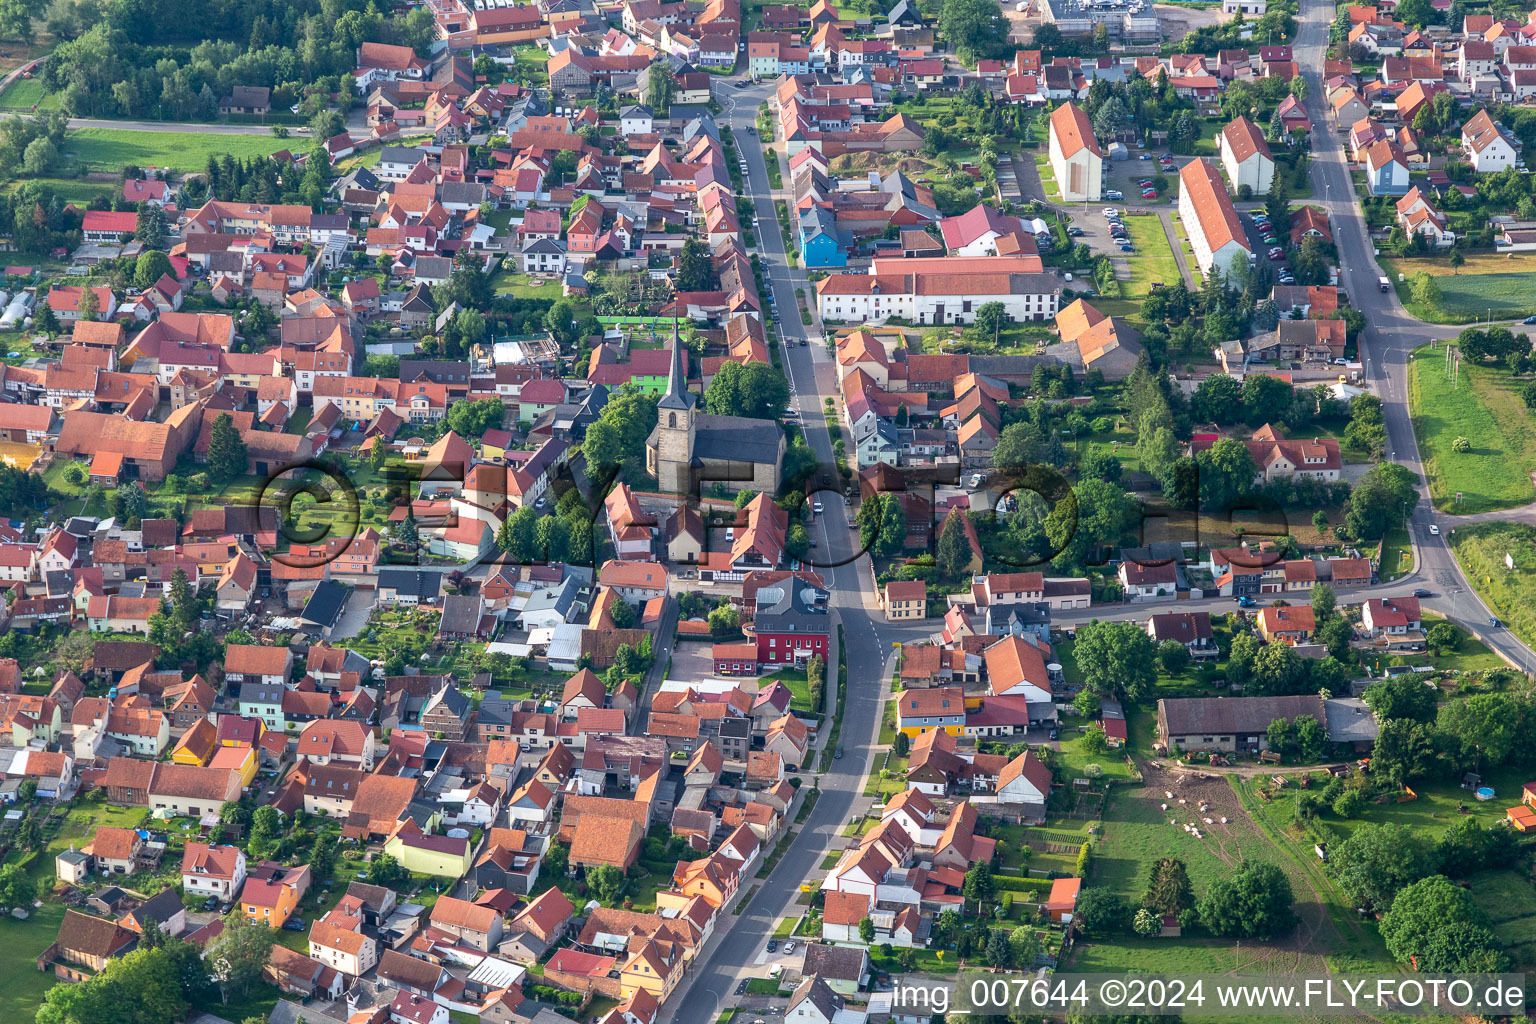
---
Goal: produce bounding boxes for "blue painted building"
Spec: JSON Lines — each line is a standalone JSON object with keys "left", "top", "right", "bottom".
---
{"left": 798, "top": 206, "right": 848, "bottom": 268}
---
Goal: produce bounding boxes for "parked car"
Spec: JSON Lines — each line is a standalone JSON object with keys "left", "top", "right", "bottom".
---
{"left": 1068, "top": 226, "right": 1085, "bottom": 236}
{"left": 1119, "top": 244, "right": 1136, "bottom": 252}
{"left": 282, "top": 917, "right": 306, "bottom": 932}
{"left": 1413, "top": 588, "right": 1433, "bottom": 598}
{"left": 767, "top": 940, "right": 779, "bottom": 952}
{"left": 1237, "top": 595, "right": 1256, "bottom": 607}
{"left": 1522, "top": 315, "right": 1536, "bottom": 325}
{"left": 1141, "top": 190, "right": 1158, "bottom": 199}
{"left": 1491, "top": 617, "right": 1502, "bottom": 627}
{"left": 784, "top": 941, "right": 797, "bottom": 955}
{"left": 1139, "top": 153, "right": 1153, "bottom": 160}
{"left": 1105, "top": 190, "right": 1124, "bottom": 200}
{"left": 1268, "top": 247, "right": 1285, "bottom": 260}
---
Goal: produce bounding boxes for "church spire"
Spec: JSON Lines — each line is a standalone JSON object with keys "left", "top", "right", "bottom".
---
{"left": 658, "top": 316, "right": 696, "bottom": 412}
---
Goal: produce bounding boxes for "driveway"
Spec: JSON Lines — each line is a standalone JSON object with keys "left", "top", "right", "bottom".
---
{"left": 329, "top": 587, "right": 375, "bottom": 640}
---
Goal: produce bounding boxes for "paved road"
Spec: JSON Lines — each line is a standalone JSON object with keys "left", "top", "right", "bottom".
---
{"left": 649, "top": 77, "right": 913, "bottom": 1024}
{"left": 1287, "top": 0, "right": 1536, "bottom": 673}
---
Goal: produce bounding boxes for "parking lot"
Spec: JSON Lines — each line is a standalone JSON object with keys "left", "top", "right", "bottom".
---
{"left": 1239, "top": 208, "right": 1294, "bottom": 284}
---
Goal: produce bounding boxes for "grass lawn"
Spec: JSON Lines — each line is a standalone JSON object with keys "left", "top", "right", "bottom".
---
{"left": 745, "top": 978, "right": 782, "bottom": 995}
{"left": 285, "top": 406, "right": 312, "bottom": 435}
{"left": 762, "top": 667, "right": 815, "bottom": 713}
{"left": 1407, "top": 344, "right": 1536, "bottom": 513}
{"left": 63, "top": 128, "right": 298, "bottom": 173}
{"left": 0, "top": 900, "right": 65, "bottom": 1022}
{"left": 491, "top": 270, "right": 561, "bottom": 300}
{"left": 877, "top": 698, "right": 897, "bottom": 745}
{"left": 1383, "top": 253, "right": 1536, "bottom": 323}
{"left": 1091, "top": 785, "right": 1248, "bottom": 903}
{"left": 1378, "top": 526, "right": 1413, "bottom": 582}
{"left": 1469, "top": 869, "right": 1536, "bottom": 970}
{"left": 510, "top": 46, "right": 551, "bottom": 86}
{"left": 1121, "top": 215, "right": 1181, "bottom": 301}
{"left": 0, "top": 77, "right": 59, "bottom": 109}
{"left": 1302, "top": 768, "right": 1528, "bottom": 840}
{"left": 4, "top": 178, "right": 117, "bottom": 206}
{"left": 1448, "top": 522, "right": 1536, "bottom": 653}
{"left": 1052, "top": 726, "right": 1135, "bottom": 781}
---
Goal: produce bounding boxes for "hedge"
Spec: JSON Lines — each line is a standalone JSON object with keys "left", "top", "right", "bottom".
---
{"left": 991, "top": 875, "right": 1055, "bottom": 895}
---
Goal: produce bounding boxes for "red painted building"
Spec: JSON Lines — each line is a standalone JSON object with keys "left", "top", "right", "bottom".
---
{"left": 745, "top": 581, "right": 830, "bottom": 666}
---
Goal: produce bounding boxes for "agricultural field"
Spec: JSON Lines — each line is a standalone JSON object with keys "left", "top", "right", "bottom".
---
{"left": 1407, "top": 344, "right": 1536, "bottom": 513}
{"left": 1448, "top": 522, "right": 1536, "bottom": 654}
{"left": 1383, "top": 254, "right": 1536, "bottom": 323}
{"left": 62, "top": 128, "right": 298, "bottom": 173}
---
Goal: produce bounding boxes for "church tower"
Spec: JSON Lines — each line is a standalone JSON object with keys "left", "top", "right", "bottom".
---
{"left": 651, "top": 319, "right": 696, "bottom": 494}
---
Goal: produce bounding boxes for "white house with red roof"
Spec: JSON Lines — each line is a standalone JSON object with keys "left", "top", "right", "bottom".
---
{"left": 936, "top": 204, "right": 1028, "bottom": 257}
{"left": 1360, "top": 596, "right": 1422, "bottom": 636}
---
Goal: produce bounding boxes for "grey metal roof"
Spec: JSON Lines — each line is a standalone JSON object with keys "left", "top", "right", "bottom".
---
{"left": 1324, "top": 698, "right": 1381, "bottom": 743}
{"left": 439, "top": 593, "right": 483, "bottom": 635}
{"left": 1159, "top": 694, "right": 1327, "bottom": 737}
{"left": 302, "top": 580, "right": 348, "bottom": 628}
{"left": 693, "top": 413, "right": 783, "bottom": 465}
{"left": 377, "top": 568, "right": 441, "bottom": 599}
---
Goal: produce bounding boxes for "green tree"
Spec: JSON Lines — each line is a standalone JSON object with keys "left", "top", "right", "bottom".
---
{"left": 1142, "top": 857, "right": 1195, "bottom": 917}
{"left": 1437, "top": 692, "right": 1520, "bottom": 768}
{"left": 1198, "top": 861, "right": 1295, "bottom": 939}
{"left": 1294, "top": 714, "right": 1328, "bottom": 760}
{"left": 205, "top": 911, "right": 276, "bottom": 1002}
{"left": 1426, "top": 620, "right": 1461, "bottom": 653}
{"left": 134, "top": 203, "right": 167, "bottom": 244}
{"left": 1344, "top": 462, "right": 1417, "bottom": 541}
{"left": 1241, "top": 373, "right": 1292, "bottom": 426}
{"left": 973, "top": 301, "right": 1010, "bottom": 342}
{"left": 583, "top": 385, "right": 660, "bottom": 483}
{"left": 1193, "top": 374, "right": 1243, "bottom": 425}
{"left": 133, "top": 250, "right": 174, "bottom": 289}
{"left": 1248, "top": 640, "right": 1304, "bottom": 696}
{"left": 859, "top": 917, "right": 875, "bottom": 943}
{"left": 963, "top": 861, "right": 994, "bottom": 912}
{"left": 934, "top": 508, "right": 973, "bottom": 578}
{"left": 1157, "top": 639, "right": 1190, "bottom": 676}
{"left": 1330, "top": 823, "right": 1435, "bottom": 912}
{"left": 1071, "top": 689, "right": 1101, "bottom": 718}
{"left": 703, "top": 361, "right": 790, "bottom": 420}
{"left": 366, "top": 853, "right": 408, "bottom": 888}
{"left": 246, "top": 805, "right": 280, "bottom": 861}
{"left": 647, "top": 62, "right": 676, "bottom": 113}
{"left": 589, "top": 864, "right": 628, "bottom": 905}
{"left": 1380, "top": 875, "right": 1507, "bottom": 973}
{"left": 206, "top": 412, "right": 248, "bottom": 483}
{"left": 1363, "top": 675, "right": 1439, "bottom": 723}
{"left": 22, "top": 135, "right": 55, "bottom": 175}
{"left": 1073, "top": 890, "right": 1128, "bottom": 934}
{"left": 1310, "top": 582, "right": 1336, "bottom": 622}
{"left": 76, "top": 283, "right": 98, "bottom": 322}
{"left": 985, "top": 927, "right": 1012, "bottom": 967}
{"left": 676, "top": 238, "right": 717, "bottom": 292}
{"left": 1073, "top": 619, "right": 1157, "bottom": 701}
{"left": 497, "top": 505, "right": 541, "bottom": 563}
{"left": 1191, "top": 436, "right": 1253, "bottom": 512}
{"left": 994, "top": 421, "right": 1041, "bottom": 468}
{"left": 938, "top": 0, "right": 1008, "bottom": 61}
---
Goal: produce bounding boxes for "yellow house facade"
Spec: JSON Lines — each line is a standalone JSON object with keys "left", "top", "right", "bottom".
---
{"left": 383, "top": 832, "right": 471, "bottom": 878}
{"left": 209, "top": 744, "right": 258, "bottom": 789}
